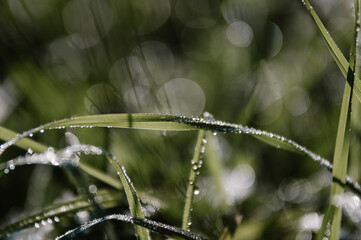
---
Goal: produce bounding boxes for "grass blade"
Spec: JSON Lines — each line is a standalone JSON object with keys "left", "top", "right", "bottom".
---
{"left": 0, "top": 126, "right": 47, "bottom": 153}
{"left": 1, "top": 114, "right": 361, "bottom": 196}
{"left": 0, "top": 189, "right": 122, "bottom": 238}
{"left": 0, "top": 113, "right": 336, "bottom": 156}
{"left": 103, "top": 152, "right": 150, "bottom": 240}
{"left": 0, "top": 127, "right": 122, "bottom": 190}
{"left": 303, "top": 0, "right": 361, "bottom": 102}
{"left": 56, "top": 214, "right": 208, "bottom": 240}
{"left": 315, "top": 0, "right": 359, "bottom": 239}
{"left": 0, "top": 142, "right": 150, "bottom": 239}
{"left": 182, "top": 130, "right": 206, "bottom": 230}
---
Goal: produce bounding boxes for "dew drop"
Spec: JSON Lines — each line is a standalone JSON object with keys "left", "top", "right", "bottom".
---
{"left": 34, "top": 222, "right": 40, "bottom": 228}
{"left": 29, "top": 133, "right": 33, "bottom": 137}
{"left": 212, "top": 132, "right": 218, "bottom": 136}
{"left": 194, "top": 187, "right": 200, "bottom": 195}
{"left": 88, "top": 184, "right": 97, "bottom": 194}
{"left": 8, "top": 161, "right": 15, "bottom": 170}
{"left": 188, "top": 221, "right": 192, "bottom": 226}
{"left": 192, "top": 165, "right": 198, "bottom": 171}
{"left": 54, "top": 216, "right": 60, "bottom": 222}
{"left": 40, "top": 129, "right": 44, "bottom": 133}
{"left": 4, "top": 168, "right": 9, "bottom": 174}
{"left": 41, "top": 220, "right": 47, "bottom": 226}
{"left": 27, "top": 148, "right": 34, "bottom": 154}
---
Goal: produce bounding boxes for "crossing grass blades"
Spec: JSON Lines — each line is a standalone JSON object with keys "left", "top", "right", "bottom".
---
{"left": 1, "top": 0, "right": 361, "bottom": 239}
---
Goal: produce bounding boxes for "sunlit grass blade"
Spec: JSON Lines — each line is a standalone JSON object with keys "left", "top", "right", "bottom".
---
{"left": 1, "top": 114, "right": 361, "bottom": 196}
{"left": 0, "top": 189, "right": 122, "bottom": 238}
{"left": 316, "top": 0, "right": 359, "bottom": 239}
{"left": 0, "top": 114, "right": 333, "bottom": 157}
{"left": 303, "top": 0, "right": 361, "bottom": 102}
{"left": 56, "top": 213, "right": 208, "bottom": 240}
{"left": 182, "top": 130, "right": 206, "bottom": 230}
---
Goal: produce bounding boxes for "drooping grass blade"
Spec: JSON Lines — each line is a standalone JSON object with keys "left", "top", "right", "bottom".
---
{"left": 0, "top": 189, "right": 122, "bottom": 238}
{"left": 1, "top": 113, "right": 361, "bottom": 196}
{"left": 56, "top": 213, "right": 208, "bottom": 240}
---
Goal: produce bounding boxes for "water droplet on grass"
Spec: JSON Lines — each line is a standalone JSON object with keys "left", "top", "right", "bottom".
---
{"left": 88, "top": 184, "right": 97, "bottom": 194}
{"left": 194, "top": 188, "right": 200, "bottom": 195}
{"left": 8, "top": 160, "right": 15, "bottom": 170}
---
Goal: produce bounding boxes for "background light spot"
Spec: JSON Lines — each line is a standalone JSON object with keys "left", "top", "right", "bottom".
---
{"left": 157, "top": 78, "right": 205, "bottom": 115}
{"left": 226, "top": 21, "right": 253, "bottom": 47}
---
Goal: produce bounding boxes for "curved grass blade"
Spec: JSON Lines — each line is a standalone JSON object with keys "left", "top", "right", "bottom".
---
{"left": 1, "top": 113, "right": 361, "bottom": 196}
{"left": 316, "top": 0, "right": 359, "bottom": 239}
{"left": 0, "top": 145, "right": 105, "bottom": 178}
{"left": 0, "top": 127, "right": 122, "bottom": 190}
{"left": 56, "top": 213, "right": 207, "bottom": 240}
{"left": 104, "top": 153, "right": 150, "bottom": 240}
{"left": 0, "top": 113, "right": 334, "bottom": 157}
{"left": 0, "top": 126, "right": 47, "bottom": 153}
{"left": 182, "top": 130, "right": 206, "bottom": 230}
{"left": 0, "top": 189, "right": 122, "bottom": 238}
{"left": 0, "top": 143, "right": 150, "bottom": 239}
{"left": 303, "top": 0, "right": 361, "bottom": 102}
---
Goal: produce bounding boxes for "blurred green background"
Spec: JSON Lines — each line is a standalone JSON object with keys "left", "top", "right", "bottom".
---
{"left": 0, "top": 0, "right": 360, "bottom": 239}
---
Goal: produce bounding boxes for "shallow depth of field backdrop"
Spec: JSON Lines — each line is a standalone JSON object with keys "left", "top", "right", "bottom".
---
{"left": 0, "top": 0, "right": 361, "bottom": 239}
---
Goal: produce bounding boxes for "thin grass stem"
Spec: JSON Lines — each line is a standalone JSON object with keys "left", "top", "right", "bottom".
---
{"left": 182, "top": 130, "right": 206, "bottom": 230}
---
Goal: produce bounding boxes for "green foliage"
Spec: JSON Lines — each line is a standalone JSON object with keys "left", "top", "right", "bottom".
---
{"left": 1, "top": 0, "right": 361, "bottom": 239}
